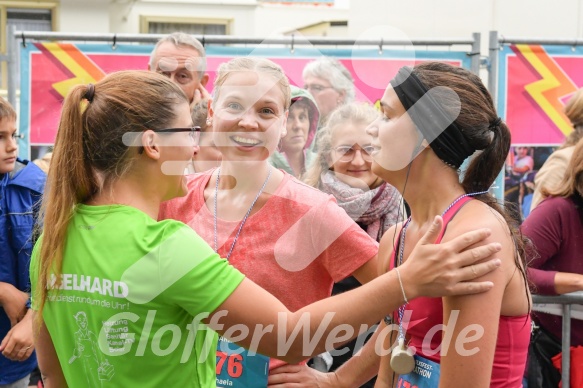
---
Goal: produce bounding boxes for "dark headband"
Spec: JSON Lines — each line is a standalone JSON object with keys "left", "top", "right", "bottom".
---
{"left": 390, "top": 67, "right": 475, "bottom": 169}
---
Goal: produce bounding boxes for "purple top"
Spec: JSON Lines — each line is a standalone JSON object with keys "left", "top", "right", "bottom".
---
{"left": 521, "top": 195, "right": 583, "bottom": 345}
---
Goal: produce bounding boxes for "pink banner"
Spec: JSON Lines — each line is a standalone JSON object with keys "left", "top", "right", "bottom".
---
{"left": 501, "top": 45, "right": 583, "bottom": 145}
{"left": 22, "top": 43, "right": 465, "bottom": 145}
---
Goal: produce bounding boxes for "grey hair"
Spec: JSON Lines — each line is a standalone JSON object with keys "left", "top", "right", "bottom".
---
{"left": 302, "top": 56, "right": 355, "bottom": 104}
{"left": 149, "top": 32, "right": 207, "bottom": 78}
{"left": 304, "top": 103, "right": 378, "bottom": 187}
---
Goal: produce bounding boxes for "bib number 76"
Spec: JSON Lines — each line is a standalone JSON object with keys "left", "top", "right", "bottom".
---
{"left": 216, "top": 351, "right": 243, "bottom": 378}
{"left": 397, "top": 377, "right": 418, "bottom": 388}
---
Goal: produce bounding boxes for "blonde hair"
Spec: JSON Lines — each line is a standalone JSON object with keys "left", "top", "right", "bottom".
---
{"left": 563, "top": 88, "right": 583, "bottom": 148}
{"left": 36, "top": 71, "right": 187, "bottom": 320}
{"left": 304, "top": 103, "right": 378, "bottom": 187}
{"left": 33, "top": 152, "right": 52, "bottom": 174}
{"left": 0, "top": 96, "right": 16, "bottom": 121}
{"left": 212, "top": 57, "right": 291, "bottom": 110}
{"left": 542, "top": 136, "right": 583, "bottom": 199}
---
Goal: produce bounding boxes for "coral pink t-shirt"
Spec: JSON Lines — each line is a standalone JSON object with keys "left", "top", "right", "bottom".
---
{"left": 159, "top": 170, "right": 379, "bottom": 368}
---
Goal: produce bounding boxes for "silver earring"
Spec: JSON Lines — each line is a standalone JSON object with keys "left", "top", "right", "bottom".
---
{"left": 206, "top": 118, "right": 212, "bottom": 125}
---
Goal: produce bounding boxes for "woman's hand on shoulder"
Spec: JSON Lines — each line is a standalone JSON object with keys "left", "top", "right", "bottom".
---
{"left": 396, "top": 216, "right": 502, "bottom": 300}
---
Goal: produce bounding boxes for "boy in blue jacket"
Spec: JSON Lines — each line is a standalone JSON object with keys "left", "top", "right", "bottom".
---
{"left": 0, "top": 97, "right": 45, "bottom": 387}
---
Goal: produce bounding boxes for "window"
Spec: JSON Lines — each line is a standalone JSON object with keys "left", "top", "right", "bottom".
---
{"left": 141, "top": 16, "right": 230, "bottom": 36}
{"left": 0, "top": 1, "right": 57, "bottom": 90}
{"left": 7, "top": 8, "right": 52, "bottom": 34}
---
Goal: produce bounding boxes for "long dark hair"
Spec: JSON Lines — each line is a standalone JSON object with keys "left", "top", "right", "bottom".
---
{"left": 413, "top": 62, "right": 530, "bottom": 308}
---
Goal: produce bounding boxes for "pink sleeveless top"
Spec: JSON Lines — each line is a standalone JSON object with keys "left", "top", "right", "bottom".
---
{"left": 391, "top": 197, "right": 530, "bottom": 387}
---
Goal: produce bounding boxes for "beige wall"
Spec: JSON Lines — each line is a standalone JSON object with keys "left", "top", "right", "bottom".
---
{"left": 348, "top": 0, "right": 583, "bottom": 54}
{"left": 59, "top": 0, "right": 110, "bottom": 33}
{"left": 255, "top": 3, "right": 348, "bottom": 36}
{"left": 109, "top": 1, "right": 258, "bottom": 35}
{"left": 51, "top": 0, "right": 583, "bottom": 51}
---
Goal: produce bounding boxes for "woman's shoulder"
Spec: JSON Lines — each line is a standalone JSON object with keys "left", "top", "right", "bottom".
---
{"left": 447, "top": 199, "right": 510, "bottom": 239}
{"left": 543, "top": 195, "right": 575, "bottom": 206}
{"left": 534, "top": 195, "right": 577, "bottom": 216}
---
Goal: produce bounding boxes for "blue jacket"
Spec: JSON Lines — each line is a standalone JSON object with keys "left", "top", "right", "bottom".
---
{"left": 0, "top": 159, "right": 45, "bottom": 384}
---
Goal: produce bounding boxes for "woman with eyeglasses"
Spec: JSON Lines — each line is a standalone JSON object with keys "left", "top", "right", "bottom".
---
{"left": 302, "top": 102, "right": 403, "bottom": 387}
{"left": 304, "top": 103, "right": 402, "bottom": 242}
{"left": 30, "top": 70, "right": 502, "bottom": 388}
{"left": 302, "top": 57, "right": 355, "bottom": 126}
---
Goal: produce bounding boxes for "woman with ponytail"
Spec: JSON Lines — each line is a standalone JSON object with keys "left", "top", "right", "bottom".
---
{"left": 30, "top": 70, "right": 501, "bottom": 388}
{"left": 366, "top": 62, "right": 531, "bottom": 387}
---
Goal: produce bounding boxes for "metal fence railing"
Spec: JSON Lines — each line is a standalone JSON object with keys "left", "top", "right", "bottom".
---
{"left": 532, "top": 291, "right": 583, "bottom": 387}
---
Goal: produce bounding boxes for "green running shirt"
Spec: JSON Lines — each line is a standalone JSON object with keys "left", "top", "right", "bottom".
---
{"left": 30, "top": 204, "right": 244, "bottom": 387}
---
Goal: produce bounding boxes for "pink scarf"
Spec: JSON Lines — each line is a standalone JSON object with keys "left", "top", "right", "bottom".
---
{"left": 319, "top": 171, "right": 403, "bottom": 241}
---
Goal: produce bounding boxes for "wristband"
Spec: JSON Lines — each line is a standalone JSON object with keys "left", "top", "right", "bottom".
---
{"left": 395, "top": 267, "right": 408, "bottom": 304}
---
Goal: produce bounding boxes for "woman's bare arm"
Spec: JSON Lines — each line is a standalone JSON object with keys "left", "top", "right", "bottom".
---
{"left": 33, "top": 312, "right": 68, "bottom": 388}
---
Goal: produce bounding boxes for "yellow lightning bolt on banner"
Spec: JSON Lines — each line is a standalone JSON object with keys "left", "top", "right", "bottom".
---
{"left": 40, "top": 42, "right": 106, "bottom": 98}
{"left": 513, "top": 44, "right": 577, "bottom": 137}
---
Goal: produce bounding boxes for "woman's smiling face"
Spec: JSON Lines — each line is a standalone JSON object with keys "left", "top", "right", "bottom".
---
{"left": 328, "top": 121, "right": 380, "bottom": 189}
{"left": 210, "top": 70, "right": 287, "bottom": 162}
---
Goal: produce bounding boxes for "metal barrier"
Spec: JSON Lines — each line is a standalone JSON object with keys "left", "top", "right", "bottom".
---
{"left": 9, "top": 30, "right": 482, "bottom": 110}
{"left": 532, "top": 291, "right": 583, "bottom": 387}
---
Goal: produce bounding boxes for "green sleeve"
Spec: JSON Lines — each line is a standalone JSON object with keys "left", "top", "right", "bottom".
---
{"left": 121, "top": 222, "right": 245, "bottom": 316}
{"left": 29, "top": 235, "right": 42, "bottom": 311}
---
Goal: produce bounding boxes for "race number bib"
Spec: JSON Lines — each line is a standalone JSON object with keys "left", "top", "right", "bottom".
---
{"left": 216, "top": 336, "right": 269, "bottom": 388}
{"left": 397, "top": 355, "right": 440, "bottom": 388}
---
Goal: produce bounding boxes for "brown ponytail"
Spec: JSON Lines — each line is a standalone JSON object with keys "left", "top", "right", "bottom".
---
{"left": 35, "top": 70, "right": 188, "bottom": 320}
{"left": 36, "top": 84, "right": 98, "bottom": 317}
{"left": 414, "top": 62, "right": 530, "bottom": 309}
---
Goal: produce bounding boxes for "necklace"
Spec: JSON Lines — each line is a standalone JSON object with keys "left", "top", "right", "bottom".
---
{"left": 213, "top": 166, "right": 272, "bottom": 260}
{"left": 391, "top": 189, "right": 489, "bottom": 374}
